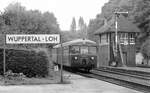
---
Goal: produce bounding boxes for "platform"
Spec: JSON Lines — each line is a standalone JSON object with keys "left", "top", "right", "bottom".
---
{"left": 0, "top": 71, "right": 141, "bottom": 93}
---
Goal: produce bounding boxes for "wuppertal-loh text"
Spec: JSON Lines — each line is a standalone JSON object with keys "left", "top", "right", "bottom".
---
{"left": 6, "top": 34, "right": 60, "bottom": 44}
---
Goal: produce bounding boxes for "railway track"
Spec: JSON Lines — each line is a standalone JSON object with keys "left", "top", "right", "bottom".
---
{"left": 69, "top": 68, "right": 150, "bottom": 93}
{"left": 97, "top": 66, "right": 150, "bottom": 77}
{"left": 93, "top": 67, "right": 150, "bottom": 85}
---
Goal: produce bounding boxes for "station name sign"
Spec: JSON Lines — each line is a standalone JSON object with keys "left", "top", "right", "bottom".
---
{"left": 6, "top": 34, "right": 60, "bottom": 44}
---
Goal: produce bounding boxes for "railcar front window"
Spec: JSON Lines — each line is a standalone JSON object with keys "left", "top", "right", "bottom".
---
{"left": 70, "top": 46, "right": 80, "bottom": 54}
{"left": 89, "top": 47, "right": 97, "bottom": 54}
{"left": 80, "top": 46, "right": 88, "bottom": 54}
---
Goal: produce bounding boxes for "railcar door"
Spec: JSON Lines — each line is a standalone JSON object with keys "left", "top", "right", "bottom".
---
{"left": 80, "top": 46, "right": 89, "bottom": 66}
{"left": 69, "top": 45, "right": 80, "bottom": 67}
{"left": 88, "top": 46, "right": 97, "bottom": 68}
{"left": 63, "top": 46, "right": 70, "bottom": 66}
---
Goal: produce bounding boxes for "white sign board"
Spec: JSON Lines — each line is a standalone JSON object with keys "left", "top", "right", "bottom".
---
{"left": 6, "top": 34, "right": 60, "bottom": 44}
{"left": 54, "top": 65, "right": 59, "bottom": 71}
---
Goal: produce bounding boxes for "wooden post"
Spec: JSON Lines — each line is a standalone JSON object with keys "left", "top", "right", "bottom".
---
{"left": 115, "top": 14, "right": 118, "bottom": 57}
{"left": 3, "top": 34, "right": 6, "bottom": 83}
{"left": 60, "top": 35, "right": 63, "bottom": 83}
{"left": 114, "top": 11, "right": 128, "bottom": 67}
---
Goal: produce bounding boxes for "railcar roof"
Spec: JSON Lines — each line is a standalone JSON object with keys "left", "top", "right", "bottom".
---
{"left": 53, "top": 38, "right": 97, "bottom": 48}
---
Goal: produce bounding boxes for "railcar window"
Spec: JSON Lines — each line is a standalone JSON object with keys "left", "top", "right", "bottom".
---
{"left": 70, "top": 46, "right": 80, "bottom": 54}
{"left": 80, "top": 46, "right": 88, "bottom": 54}
{"left": 89, "top": 47, "right": 97, "bottom": 54}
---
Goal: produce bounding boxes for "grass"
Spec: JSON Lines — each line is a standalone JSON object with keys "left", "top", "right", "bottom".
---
{"left": 0, "top": 71, "right": 70, "bottom": 86}
{"left": 5, "top": 78, "right": 58, "bottom": 85}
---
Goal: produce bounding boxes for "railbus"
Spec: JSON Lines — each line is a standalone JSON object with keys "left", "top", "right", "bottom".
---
{"left": 52, "top": 38, "right": 98, "bottom": 72}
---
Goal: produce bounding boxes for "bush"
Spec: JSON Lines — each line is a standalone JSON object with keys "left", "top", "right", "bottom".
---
{"left": 141, "top": 39, "right": 150, "bottom": 58}
{"left": 0, "top": 48, "right": 49, "bottom": 77}
{"left": 5, "top": 70, "right": 26, "bottom": 81}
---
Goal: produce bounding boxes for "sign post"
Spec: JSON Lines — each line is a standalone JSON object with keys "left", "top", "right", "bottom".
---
{"left": 60, "top": 35, "right": 63, "bottom": 83}
{"left": 3, "top": 34, "right": 6, "bottom": 83}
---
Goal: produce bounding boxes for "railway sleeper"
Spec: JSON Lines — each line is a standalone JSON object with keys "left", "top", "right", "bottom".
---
{"left": 91, "top": 70, "right": 150, "bottom": 87}
{"left": 95, "top": 67, "right": 150, "bottom": 78}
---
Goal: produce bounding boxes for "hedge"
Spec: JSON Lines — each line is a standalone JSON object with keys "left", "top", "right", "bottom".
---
{"left": 0, "top": 48, "right": 49, "bottom": 77}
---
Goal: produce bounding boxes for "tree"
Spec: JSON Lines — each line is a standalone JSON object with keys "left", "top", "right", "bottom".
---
{"left": 88, "top": 17, "right": 104, "bottom": 41}
{"left": 141, "top": 39, "right": 150, "bottom": 59}
{"left": 70, "top": 17, "right": 76, "bottom": 32}
{"left": 1, "top": 3, "right": 60, "bottom": 34}
{"left": 87, "top": 0, "right": 150, "bottom": 58}
{"left": 78, "top": 17, "right": 85, "bottom": 31}
{"left": 132, "top": 0, "right": 150, "bottom": 41}
{"left": 0, "top": 2, "right": 60, "bottom": 48}
{"left": 78, "top": 17, "right": 87, "bottom": 38}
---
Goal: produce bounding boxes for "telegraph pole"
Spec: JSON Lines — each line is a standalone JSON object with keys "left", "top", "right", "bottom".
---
{"left": 60, "top": 35, "right": 63, "bottom": 83}
{"left": 114, "top": 11, "right": 128, "bottom": 66}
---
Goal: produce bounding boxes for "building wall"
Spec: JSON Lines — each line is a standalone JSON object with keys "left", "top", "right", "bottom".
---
{"left": 97, "top": 32, "right": 137, "bottom": 67}
{"left": 120, "top": 44, "right": 136, "bottom": 66}
{"left": 98, "top": 44, "right": 110, "bottom": 67}
{"left": 97, "top": 34, "right": 110, "bottom": 67}
{"left": 127, "top": 45, "right": 136, "bottom": 66}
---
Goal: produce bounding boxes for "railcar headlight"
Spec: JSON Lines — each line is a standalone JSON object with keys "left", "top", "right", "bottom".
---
{"left": 91, "top": 57, "right": 94, "bottom": 60}
{"left": 74, "top": 56, "right": 78, "bottom": 60}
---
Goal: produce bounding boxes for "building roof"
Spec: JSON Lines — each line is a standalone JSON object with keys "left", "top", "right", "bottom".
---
{"left": 94, "top": 15, "right": 141, "bottom": 35}
{"left": 53, "top": 38, "right": 97, "bottom": 48}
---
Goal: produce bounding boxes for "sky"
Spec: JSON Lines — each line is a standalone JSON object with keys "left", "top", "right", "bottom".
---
{"left": 0, "top": 0, "right": 109, "bottom": 30}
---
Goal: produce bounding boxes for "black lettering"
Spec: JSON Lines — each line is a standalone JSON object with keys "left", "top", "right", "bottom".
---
{"left": 53, "top": 36, "right": 58, "bottom": 41}
{"left": 31, "top": 36, "right": 34, "bottom": 41}
{"left": 7, "top": 36, "right": 14, "bottom": 42}
{"left": 33, "top": 36, "right": 40, "bottom": 41}
{"left": 48, "top": 37, "right": 53, "bottom": 41}
{"left": 27, "top": 36, "right": 31, "bottom": 41}
{"left": 21, "top": 36, "right": 26, "bottom": 42}
{"left": 45, "top": 37, "right": 48, "bottom": 41}
{"left": 37, "top": 37, "right": 41, "bottom": 41}
{"left": 16, "top": 36, "right": 22, "bottom": 41}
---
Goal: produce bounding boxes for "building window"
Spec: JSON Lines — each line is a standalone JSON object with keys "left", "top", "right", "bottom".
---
{"left": 129, "top": 33, "right": 135, "bottom": 44}
{"left": 106, "top": 33, "right": 109, "bottom": 43}
{"left": 101, "top": 34, "right": 107, "bottom": 44}
{"left": 120, "top": 33, "right": 128, "bottom": 45}
{"left": 99, "top": 34, "right": 101, "bottom": 43}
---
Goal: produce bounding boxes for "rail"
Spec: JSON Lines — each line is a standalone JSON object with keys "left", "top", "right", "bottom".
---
{"left": 76, "top": 70, "right": 150, "bottom": 93}
{"left": 63, "top": 66, "right": 150, "bottom": 92}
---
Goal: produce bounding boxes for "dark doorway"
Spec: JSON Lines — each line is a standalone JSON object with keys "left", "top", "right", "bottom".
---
{"left": 123, "top": 52, "right": 127, "bottom": 65}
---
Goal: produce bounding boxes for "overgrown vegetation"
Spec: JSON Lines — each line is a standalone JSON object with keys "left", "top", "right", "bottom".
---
{"left": 87, "top": 0, "right": 150, "bottom": 57}
{"left": 0, "top": 3, "right": 60, "bottom": 78}
{"left": 0, "top": 2, "right": 60, "bottom": 48}
{"left": 0, "top": 48, "right": 49, "bottom": 77}
{"left": 63, "top": 17, "right": 88, "bottom": 42}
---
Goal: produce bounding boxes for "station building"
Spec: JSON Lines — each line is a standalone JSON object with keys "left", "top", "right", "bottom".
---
{"left": 94, "top": 15, "right": 140, "bottom": 67}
